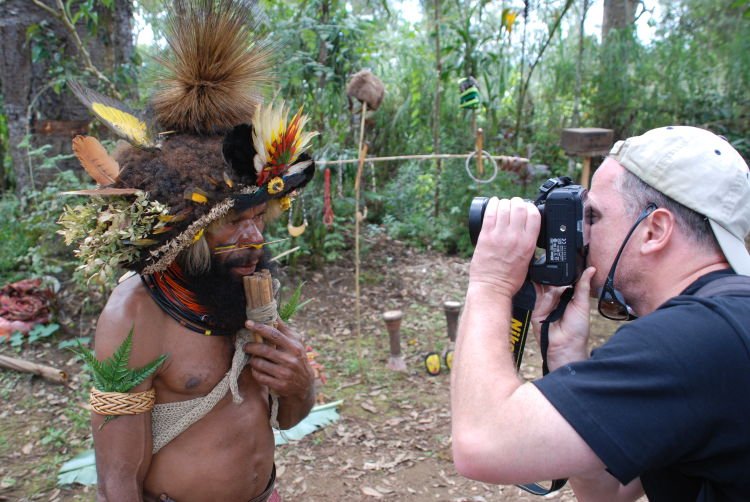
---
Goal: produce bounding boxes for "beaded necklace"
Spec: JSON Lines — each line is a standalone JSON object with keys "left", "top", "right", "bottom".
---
{"left": 141, "top": 262, "right": 233, "bottom": 336}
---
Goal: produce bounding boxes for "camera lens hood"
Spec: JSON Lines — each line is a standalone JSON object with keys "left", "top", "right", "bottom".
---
{"left": 468, "top": 197, "right": 490, "bottom": 247}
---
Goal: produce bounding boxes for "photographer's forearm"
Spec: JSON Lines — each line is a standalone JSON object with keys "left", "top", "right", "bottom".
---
{"left": 451, "top": 283, "right": 522, "bottom": 436}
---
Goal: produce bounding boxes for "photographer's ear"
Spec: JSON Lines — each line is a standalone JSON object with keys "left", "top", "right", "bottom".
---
{"left": 641, "top": 208, "right": 675, "bottom": 255}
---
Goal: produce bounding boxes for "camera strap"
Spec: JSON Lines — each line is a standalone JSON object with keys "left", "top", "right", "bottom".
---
{"left": 511, "top": 281, "right": 574, "bottom": 496}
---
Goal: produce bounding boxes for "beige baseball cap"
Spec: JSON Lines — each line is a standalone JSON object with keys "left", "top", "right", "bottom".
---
{"left": 609, "top": 125, "right": 750, "bottom": 276}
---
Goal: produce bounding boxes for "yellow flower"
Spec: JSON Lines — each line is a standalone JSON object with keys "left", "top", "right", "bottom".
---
{"left": 267, "top": 177, "right": 285, "bottom": 195}
{"left": 279, "top": 196, "right": 292, "bottom": 211}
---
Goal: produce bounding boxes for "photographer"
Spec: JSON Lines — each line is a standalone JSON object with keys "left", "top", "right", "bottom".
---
{"left": 450, "top": 126, "right": 750, "bottom": 501}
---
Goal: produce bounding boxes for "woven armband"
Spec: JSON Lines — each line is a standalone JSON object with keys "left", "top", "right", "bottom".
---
{"left": 90, "top": 387, "right": 156, "bottom": 416}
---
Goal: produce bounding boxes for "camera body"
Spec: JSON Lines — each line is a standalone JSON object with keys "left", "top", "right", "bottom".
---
{"left": 469, "top": 176, "right": 587, "bottom": 286}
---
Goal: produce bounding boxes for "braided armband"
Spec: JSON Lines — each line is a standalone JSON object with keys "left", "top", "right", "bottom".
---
{"left": 90, "top": 387, "right": 156, "bottom": 416}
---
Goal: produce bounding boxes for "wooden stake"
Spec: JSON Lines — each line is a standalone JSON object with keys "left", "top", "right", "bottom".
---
{"left": 0, "top": 354, "right": 67, "bottom": 384}
{"left": 354, "top": 101, "right": 368, "bottom": 382}
{"left": 475, "top": 127, "right": 484, "bottom": 177}
{"left": 581, "top": 156, "right": 592, "bottom": 189}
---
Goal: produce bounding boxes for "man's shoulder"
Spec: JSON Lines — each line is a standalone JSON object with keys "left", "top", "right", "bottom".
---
{"left": 611, "top": 290, "right": 750, "bottom": 362}
{"left": 102, "top": 274, "right": 159, "bottom": 321}
{"left": 96, "top": 275, "right": 165, "bottom": 355}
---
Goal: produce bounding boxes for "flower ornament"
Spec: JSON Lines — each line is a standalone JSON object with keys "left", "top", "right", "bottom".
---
{"left": 279, "top": 196, "right": 292, "bottom": 211}
{"left": 267, "top": 177, "right": 285, "bottom": 195}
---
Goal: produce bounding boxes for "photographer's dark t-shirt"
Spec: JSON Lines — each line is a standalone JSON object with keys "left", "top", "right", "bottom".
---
{"left": 533, "top": 269, "right": 750, "bottom": 502}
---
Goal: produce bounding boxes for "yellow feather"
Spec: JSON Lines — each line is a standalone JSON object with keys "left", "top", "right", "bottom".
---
{"left": 91, "top": 103, "right": 151, "bottom": 148}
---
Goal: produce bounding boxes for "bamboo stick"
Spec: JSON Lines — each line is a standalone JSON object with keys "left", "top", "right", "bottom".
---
{"left": 0, "top": 354, "right": 68, "bottom": 384}
{"left": 354, "top": 101, "right": 368, "bottom": 382}
{"left": 243, "top": 271, "right": 276, "bottom": 343}
{"left": 315, "top": 153, "right": 529, "bottom": 166}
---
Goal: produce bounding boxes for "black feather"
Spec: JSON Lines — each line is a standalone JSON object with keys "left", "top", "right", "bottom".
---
{"left": 222, "top": 124, "right": 257, "bottom": 183}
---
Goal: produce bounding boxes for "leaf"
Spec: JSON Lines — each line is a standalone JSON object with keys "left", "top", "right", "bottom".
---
{"left": 361, "top": 486, "right": 384, "bottom": 498}
{"left": 274, "top": 400, "right": 343, "bottom": 445}
{"left": 279, "top": 282, "right": 310, "bottom": 322}
{"left": 57, "top": 449, "right": 97, "bottom": 486}
{"left": 72, "top": 325, "right": 167, "bottom": 393}
{"left": 106, "top": 327, "right": 134, "bottom": 388}
{"left": 73, "top": 340, "right": 107, "bottom": 390}
{"left": 128, "top": 353, "right": 168, "bottom": 388}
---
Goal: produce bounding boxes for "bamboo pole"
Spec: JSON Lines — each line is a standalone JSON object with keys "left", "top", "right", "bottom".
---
{"left": 0, "top": 354, "right": 67, "bottom": 384}
{"left": 432, "top": 0, "right": 443, "bottom": 218}
{"left": 475, "top": 128, "right": 484, "bottom": 177}
{"left": 243, "top": 270, "right": 276, "bottom": 343}
{"left": 315, "top": 153, "right": 528, "bottom": 166}
{"left": 354, "top": 101, "right": 368, "bottom": 382}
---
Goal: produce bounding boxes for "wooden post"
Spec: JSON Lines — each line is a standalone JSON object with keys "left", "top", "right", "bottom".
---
{"left": 383, "top": 310, "right": 406, "bottom": 372}
{"left": 443, "top": 301, "right": 462, "bottom": 343}
{"left": 581, "top": 156, "right": 592, "bottom": 189}
{"left": 560, "top": 128, "right": 614, "bottom": 188}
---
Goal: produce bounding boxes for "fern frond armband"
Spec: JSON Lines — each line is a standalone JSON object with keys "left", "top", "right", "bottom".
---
{"left": 90, "top": 387, "right": 156, "bottom": 416}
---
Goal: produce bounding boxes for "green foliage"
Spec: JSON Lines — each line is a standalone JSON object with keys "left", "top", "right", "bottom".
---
{"left": 73, "top": 326, "right": 167, "bottom": 393}
{"left": 278, "top": 282, "right": 312, "bottom": 322}
{"left": 6, "top": 323, "right": 59, "bottom": 351}
{"left": 58, "top": 192, "right": 169, "bottom": 285}
{"left": 0, "top": 170, "right": 86, "bottom": 285}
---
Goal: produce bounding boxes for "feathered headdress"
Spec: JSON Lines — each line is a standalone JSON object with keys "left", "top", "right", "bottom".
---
{"left": 59, "top": 0, "right": 316, "bottom": 282}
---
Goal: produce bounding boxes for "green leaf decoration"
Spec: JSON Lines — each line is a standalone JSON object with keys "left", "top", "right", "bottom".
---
{"left": 278, "top": 282, "right": 312, "bottom": 322}
{"left": 73, "top": 325, "right": 167, "bottom": 393}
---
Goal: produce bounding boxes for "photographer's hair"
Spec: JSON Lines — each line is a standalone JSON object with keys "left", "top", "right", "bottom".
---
{"left": 616, "top": 170, "right": 720, "bottom": 253}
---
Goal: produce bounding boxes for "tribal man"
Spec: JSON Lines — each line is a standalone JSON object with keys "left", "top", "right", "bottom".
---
{"left": 59, "top": 1, "right": 318, "bottom": 500}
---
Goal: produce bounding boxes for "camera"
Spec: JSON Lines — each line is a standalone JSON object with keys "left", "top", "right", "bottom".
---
{"left": 468, "top": 176, "right": 587, "bottom": 286}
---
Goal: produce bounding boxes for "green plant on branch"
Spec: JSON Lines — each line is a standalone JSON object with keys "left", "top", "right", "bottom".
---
{"left": 279, "top": 282, "right": 312, "bottom": 323}
{"left": 74, "top": 326, "right": 167, "bottom": 394}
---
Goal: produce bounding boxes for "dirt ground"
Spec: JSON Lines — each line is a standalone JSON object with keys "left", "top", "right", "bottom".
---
{"left": 0, "top": 230, "right": 623, "bottom": 502}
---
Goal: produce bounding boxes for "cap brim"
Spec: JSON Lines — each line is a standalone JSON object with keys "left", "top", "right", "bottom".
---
{"left": 710, "top": 220, "right": 750, "bottom": 276}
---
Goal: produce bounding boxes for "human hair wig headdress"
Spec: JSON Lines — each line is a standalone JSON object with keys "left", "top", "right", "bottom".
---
{"left": 59, "top": 0, "right": 317, "bottom": 283}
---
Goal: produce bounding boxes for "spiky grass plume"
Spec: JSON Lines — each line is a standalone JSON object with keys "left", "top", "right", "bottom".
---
{"left": 152, "top": 0, "right": 274, "bottom": 133}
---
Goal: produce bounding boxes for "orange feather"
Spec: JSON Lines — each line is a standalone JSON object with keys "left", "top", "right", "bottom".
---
{"left": 72, "top": 135, "right": 120, "bottom": 186}
{"left": 62, "top": 188, "right": 141, "bottom": 196}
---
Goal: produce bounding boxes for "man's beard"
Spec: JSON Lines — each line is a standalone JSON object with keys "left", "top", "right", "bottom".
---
{"left": 185, "top": 248, "right": 276, "bottom": 333}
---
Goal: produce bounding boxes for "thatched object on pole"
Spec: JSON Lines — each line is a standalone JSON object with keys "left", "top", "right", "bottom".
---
{"left": 346, "top": 69, "right": 385, "bottom": 111}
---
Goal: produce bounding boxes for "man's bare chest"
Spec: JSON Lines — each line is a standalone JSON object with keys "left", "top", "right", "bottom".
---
{"left": 154, "top": 331, "right": 241, "bottom": 399}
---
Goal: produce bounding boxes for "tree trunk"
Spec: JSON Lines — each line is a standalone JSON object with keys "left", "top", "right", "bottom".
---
{"left": 0, "top": 4, "right": 34, "bottom": 193}
{"left": 0, "top": 0, "right": 134, "bottom": 195}
{"left": 602, "top": 0, "right": 638, "bottom": 40}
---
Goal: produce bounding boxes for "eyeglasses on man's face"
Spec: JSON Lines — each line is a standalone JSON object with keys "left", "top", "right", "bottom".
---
{"left": 597, "top": 203, "right": 658, "bottom": 321}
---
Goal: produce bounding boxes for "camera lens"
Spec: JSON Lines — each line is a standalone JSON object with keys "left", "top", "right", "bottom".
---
{"left": 468, "top": 197, "right": 489, "bottom": 247}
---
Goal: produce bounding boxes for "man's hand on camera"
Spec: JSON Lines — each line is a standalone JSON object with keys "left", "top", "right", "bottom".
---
{"left": 469, "top": 197, "right": 540, "bottom": 298}
{"left": 530, "top": 266, "right": 596, "bottom": 372}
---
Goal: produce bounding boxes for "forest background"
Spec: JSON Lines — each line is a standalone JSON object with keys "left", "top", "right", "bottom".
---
{"left": 0, "top": 0, "right": 749, "bottom": 285}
